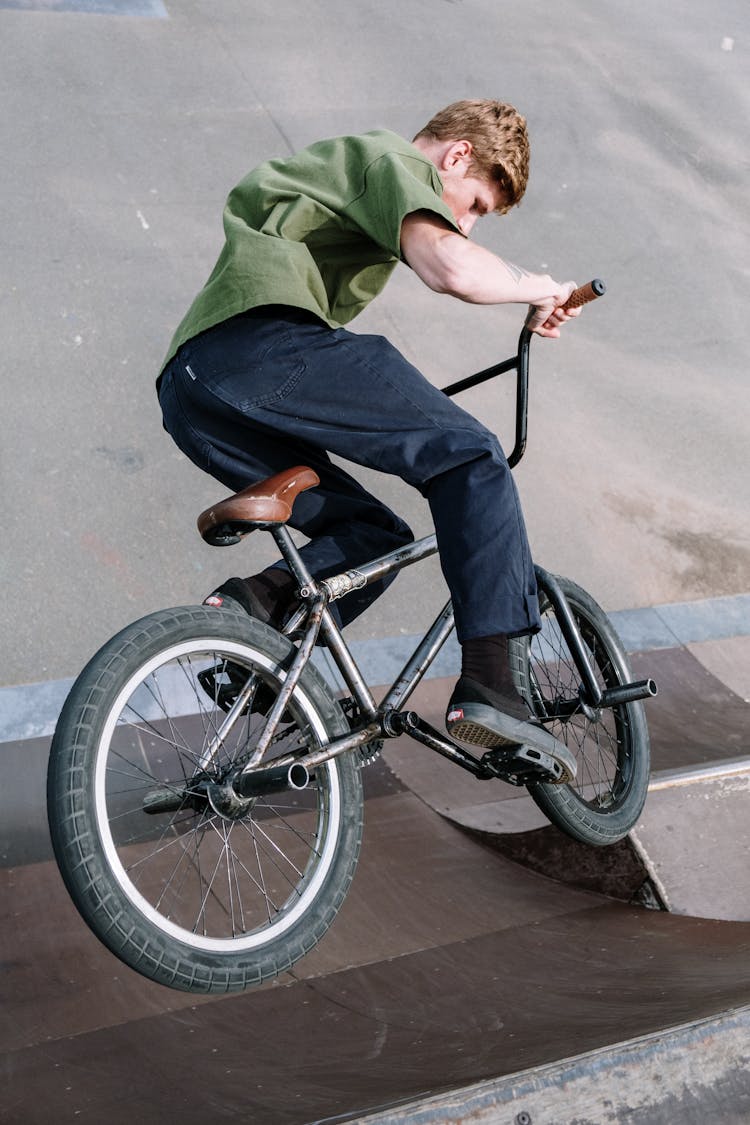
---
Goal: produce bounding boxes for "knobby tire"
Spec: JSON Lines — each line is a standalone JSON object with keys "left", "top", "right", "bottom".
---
{"left": 510, "top": 576, "right": 650, "bottom": 845}
{"left": 47, "top": 606, "right": 363, "bottom": 994}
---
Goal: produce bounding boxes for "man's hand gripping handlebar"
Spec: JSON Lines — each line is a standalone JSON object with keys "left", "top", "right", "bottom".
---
{"left": 526, "top": 278, "right": 607, "bottom": 337}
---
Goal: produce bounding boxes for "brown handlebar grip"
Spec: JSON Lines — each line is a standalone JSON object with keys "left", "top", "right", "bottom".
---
{"left": 563, "top": 278, "right": 607, "bottom": 310}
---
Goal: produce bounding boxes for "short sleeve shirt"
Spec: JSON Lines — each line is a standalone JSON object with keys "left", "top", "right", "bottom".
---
{"left": 160, "top": 130, "right": 460, "bottom": 369}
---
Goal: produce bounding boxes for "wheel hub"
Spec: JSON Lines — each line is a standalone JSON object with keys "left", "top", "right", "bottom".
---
{"left": 206, "top": 777, "right": 254, "bottom": 821}
{"left": 578, "top": 690, "right": 602, "bottom": 723}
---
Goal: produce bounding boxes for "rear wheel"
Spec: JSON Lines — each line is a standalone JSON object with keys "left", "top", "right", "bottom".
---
{"left": 47, "top": 606, "right": 363, "bottom": 993}
{"left": 510, "top": 576, "right": 650, "bottom": 845}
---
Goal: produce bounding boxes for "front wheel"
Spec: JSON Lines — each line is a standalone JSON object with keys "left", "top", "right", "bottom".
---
{"left": 47, "top": 606, "right": 363, "bottom": 994}
{"left": 510, "top": 576, "right": 650, "bottom": 845}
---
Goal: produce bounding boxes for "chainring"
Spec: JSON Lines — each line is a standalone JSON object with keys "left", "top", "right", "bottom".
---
{"left": 341, "top": 697, "right": 383, "bottom": 768}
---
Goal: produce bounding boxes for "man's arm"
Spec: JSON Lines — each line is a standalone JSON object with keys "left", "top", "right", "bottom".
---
{"left": 400, "top": 211, "right": 578, "bottom": 338}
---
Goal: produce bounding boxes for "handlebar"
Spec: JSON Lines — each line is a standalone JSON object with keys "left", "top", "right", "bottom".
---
{"left": 562, "top": 278, "right": 607, "bottom": 310}
{"left": 442, "top": 279, "right": 606, "bottom": 468}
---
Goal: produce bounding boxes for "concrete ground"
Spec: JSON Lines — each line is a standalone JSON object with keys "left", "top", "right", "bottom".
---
{"left": 1, "top": 0, "right": 748, "bottom": 690}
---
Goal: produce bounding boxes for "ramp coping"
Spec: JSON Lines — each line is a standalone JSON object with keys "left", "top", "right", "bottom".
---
{"left": 354, "top": 1004, "right": 750, "bottom": 1125}
{"left": 647, "top": 755, "right": 750, "bottom": 791}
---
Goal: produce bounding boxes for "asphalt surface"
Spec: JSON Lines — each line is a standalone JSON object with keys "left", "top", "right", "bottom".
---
{"left": 1, "top": 0, "right": 749, "bottom": 687}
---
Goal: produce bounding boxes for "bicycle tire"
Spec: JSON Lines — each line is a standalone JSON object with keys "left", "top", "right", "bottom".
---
{"left": 47, "top": 605, "right": 363, "bottom": 994}
{"left": 509, "top": 576, "right": 650, "bottom": 845}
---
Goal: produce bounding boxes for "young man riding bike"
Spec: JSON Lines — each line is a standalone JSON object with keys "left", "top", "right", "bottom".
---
{"left": 157, "top": 98, "right": 580, "bottom": 761}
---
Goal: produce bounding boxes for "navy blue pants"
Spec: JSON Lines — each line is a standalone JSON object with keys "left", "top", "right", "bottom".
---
{"left": 158, "top": 307, "right": 540, "bottom": 642}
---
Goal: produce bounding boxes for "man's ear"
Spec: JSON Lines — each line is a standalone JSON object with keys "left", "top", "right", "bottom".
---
{"left": 442, "top": 139, "right": 473, "bottom": 171}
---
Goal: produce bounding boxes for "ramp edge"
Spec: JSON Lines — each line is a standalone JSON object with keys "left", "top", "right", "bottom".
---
{"left": 350, "top": 1004, "right": 750, "bottom": 1125}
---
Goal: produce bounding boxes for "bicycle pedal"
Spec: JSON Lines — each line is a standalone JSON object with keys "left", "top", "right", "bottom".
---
{"left": 197, "top": 663, "right": 290, "bottom": 720}
{"left": 197, "top": 663, "right": 250, "bottom": 712}
{"left": 481, "top": 742, "right": 570, "bottom": 786}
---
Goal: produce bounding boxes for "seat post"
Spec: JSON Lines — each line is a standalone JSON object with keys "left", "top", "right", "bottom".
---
{"left": 271, "top": 525, "right": 317, "bottom": 592}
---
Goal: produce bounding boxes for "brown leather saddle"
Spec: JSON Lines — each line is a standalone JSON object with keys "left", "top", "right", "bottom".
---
{"left": 197, "top": 466, "right": 320, "bottom": 546}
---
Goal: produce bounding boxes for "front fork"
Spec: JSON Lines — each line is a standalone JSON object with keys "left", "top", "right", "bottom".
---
{"left": 534, "top": 566, "right": 657, "bottom": 712}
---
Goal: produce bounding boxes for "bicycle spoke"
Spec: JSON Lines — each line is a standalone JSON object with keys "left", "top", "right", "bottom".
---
{"left": 238, "top": 816, "right": 307, "bottom": 885}
{"left": 527, "top": 602, "right": 630, "bottom": 807}
{"left": 95, "top": 636, "right": 342, "bottom": 945}
{"left": 48, "top": 605, "right": 363, "bottom": 992}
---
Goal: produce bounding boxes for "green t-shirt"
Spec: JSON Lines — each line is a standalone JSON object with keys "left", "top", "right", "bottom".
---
{"left": 161, "top": 130, "right": 459, "bottom": 369}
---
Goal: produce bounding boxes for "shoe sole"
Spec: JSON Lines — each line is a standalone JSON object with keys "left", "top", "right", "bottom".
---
{"left": 446, "top": 702, "right": 577, "bottom": 782}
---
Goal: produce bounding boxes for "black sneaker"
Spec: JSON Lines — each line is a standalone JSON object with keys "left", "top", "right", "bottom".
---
{"left": 201, "top": 580, "right": 286, "bottom": 717}
{"left": 446, "top": 675, "right": 529, "bottom": 748}
{"left": 203, "top": 577, "right": 275, "bottom": 624}
{"left": 446, "top": 675, "right": 577, "bottom": 785}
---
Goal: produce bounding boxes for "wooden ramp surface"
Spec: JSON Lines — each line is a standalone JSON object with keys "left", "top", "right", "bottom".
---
{"left": 2, "top": 641, "right": 749, "bottom": 1123}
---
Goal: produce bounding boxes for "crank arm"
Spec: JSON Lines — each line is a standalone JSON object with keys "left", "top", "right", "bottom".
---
{"left": 385, "top": 710, "right": 491, "bottom": 778}
{"left": 388, "top": 710, "right": 576, "bottom": 785}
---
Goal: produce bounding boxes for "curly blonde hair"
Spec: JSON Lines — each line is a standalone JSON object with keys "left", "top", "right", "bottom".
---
{"left": 414, "top": 99, "right": 530, "bottom": 213}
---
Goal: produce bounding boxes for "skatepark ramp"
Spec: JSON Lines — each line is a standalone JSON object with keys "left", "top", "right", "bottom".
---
{"left": 354, "top": 1005, "right": 750, "bottom": 1124}
{"left": 1, "top": 630, "right": 749, "bottom": 1123}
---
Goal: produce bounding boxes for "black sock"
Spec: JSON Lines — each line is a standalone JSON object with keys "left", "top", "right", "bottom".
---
{"left": 460, "top": 634, "right": 517, "bottom": 696}
{"left": 242, "top": 568, "right": 297, "bottom": 627}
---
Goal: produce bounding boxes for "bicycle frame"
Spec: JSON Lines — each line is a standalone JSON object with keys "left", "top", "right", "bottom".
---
{"left": 216, "top": 324, "right": 656, "bottom": 801}
{"left": 50, "top": 280, "right": 658, "bottom": 995}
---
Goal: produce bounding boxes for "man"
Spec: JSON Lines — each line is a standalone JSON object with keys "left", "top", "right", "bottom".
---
{"left": 157, "top": 99, "right": 580, "bottom": 762}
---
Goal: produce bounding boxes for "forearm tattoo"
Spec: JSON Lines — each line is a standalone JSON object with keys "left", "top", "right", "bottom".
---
{"left": 500, "top": 259, "right": 531, "bottom": 284}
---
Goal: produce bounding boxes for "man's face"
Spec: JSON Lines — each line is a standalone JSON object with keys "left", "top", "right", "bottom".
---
{"left": 440, "top": 163, "right": 506, "bottom": 237}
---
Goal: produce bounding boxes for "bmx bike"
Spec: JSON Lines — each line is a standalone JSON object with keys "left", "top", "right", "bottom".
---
{"left": 47, "top": 280, "right": 657, "bottom": 994}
